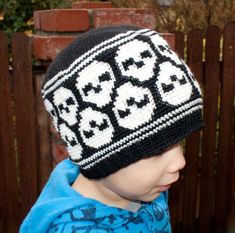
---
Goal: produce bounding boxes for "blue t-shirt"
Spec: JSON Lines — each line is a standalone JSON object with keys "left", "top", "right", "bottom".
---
{"left": 20, "top": 159, "right": 171, "bottom": 233}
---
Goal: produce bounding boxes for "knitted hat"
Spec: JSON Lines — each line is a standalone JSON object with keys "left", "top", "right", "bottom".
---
{"left": 42, "top": 25, "right": 205, "bottom": 179}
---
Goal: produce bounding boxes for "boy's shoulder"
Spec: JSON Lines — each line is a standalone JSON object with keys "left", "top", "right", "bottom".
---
{"left": 48, "top": 191, "right": 171, "bottom": 233}
{"left": 21, "top": 159, "right": 171, "bottom": 233}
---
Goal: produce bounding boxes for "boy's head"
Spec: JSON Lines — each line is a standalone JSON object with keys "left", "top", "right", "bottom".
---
{"left": 42, "top": 25, "right": 205, "bottom": 180}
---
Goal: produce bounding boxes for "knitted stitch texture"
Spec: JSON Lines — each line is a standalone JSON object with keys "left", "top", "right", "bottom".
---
{"left": 42, "top": 25, "right": 205, "bottom": 179}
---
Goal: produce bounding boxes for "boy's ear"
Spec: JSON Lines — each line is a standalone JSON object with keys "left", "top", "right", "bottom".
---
{"left": 50, "top": 120, "right": 60, "bottom": 139}
{"left": 49, "top": 119, "right": 69, "bottom": 163}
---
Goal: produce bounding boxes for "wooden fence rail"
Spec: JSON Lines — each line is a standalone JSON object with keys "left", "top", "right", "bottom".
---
{"left": 0, "top": 22, "right": 234, "bottom": 233}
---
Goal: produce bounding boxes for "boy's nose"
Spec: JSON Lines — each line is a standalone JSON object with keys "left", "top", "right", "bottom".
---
{"left": 167, "top": 145, "right": 186, "bottom": 173}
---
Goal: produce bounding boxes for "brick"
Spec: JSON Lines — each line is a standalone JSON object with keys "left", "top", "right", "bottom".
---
{"left": 33, "top": 35, "right": 76, "bottom": 60}
{"left": 72, "top": 1, "right": 112, "bottom": 9}
{"left": 33, "top": 11, "right": 43, "bottom": 30}
{"left": 34, "top": 9, "right": 89, "bottom": 32}
{"left": 92, "top": 9, "right": 156, "bottom": 29}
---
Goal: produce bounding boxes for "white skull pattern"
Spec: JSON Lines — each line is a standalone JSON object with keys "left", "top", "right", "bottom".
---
{"left": 181, "top": 59, "right": 202, "bottom": 95}
{"left": 76, "top": 61, "right": 115, "bottom": 108}
{"left": 115, "top": 39, "right": 157, "bottom": 82}
{"left": 59, "top": 123, "right": 83, "bottom": 160}
{"left": 156, "top": 62, "right": 193, "bottom": 105}
{"left": 44, "top": 99, "right": 59, "bottom": 131}
{"left": 79, "top": 107, "right": 114, "bottom": 148}
{"left": 53, "top": 87, "right": 79, "bottom": 126}
{"left": 149, "top": 34, "right": 182, "bottom": 65}
{"left": 113, "top": 83, "right": 156, "bottom": 130}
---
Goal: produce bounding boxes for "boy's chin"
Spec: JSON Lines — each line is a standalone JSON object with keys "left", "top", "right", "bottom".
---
{"left": 137, "top": 192, "right": 161, "bottom": 203}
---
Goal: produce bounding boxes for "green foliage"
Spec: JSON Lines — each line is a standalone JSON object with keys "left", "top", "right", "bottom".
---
{"left": 0, "top": 0, "right": 75, "bottom": 37}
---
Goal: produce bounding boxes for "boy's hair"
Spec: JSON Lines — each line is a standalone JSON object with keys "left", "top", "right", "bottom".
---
{"left": 42, "top": 25, "right": 205, "bottom": 179}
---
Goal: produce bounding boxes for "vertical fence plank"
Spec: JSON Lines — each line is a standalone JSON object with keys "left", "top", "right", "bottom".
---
{"left": 214, "top": 21, "right": 235, "bottom": 233}
{"left": 199, "top": 26, "right": 221, "bottom": 233}
{"left": 169, "top": 31, "right": 185, "bottom": 233}
{"left": 34, "top": 73, "right": 53, "bottom": 191}
{"left": 12, "top": 33, "right": 38, "bottom": 222}
{"left": 0, "top": 31, "right": 20, "bottom": 232}
{"left": 231, "top": 102, "right": 235, "bottom": 214}
{"left": 174, "top": 31, "right": 185, "bottom": 59}
{"left": 227, "top": 113, "right": 235, "bottom": 230}
{"left": 182, "top": 28, "right": 204, "bottom": 233}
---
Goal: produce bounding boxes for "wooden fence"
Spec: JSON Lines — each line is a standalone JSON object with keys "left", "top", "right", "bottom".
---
{"left": 0, "top": 22, "right": 234, "bottom": 233}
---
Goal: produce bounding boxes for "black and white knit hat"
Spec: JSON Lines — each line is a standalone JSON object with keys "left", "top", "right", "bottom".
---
{"left": 42, "top": 25, "right": 205, "bottom": 179}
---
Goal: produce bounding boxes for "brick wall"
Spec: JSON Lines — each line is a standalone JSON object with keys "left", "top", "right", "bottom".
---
{"left": 33, "top": 1, "right": 175, "bottom": 61}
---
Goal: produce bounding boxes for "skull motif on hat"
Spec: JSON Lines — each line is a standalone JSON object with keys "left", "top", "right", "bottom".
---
{"left": 59, "top": 123, "right": 83, "bottom": 160}
{"left": 113, "top": 82, "right": 156, "bottom": 130}
{"left": 79, "top": 107, "right": 114, "bottom": 148}
{"left": 149, "top": 34, "right": 182, "bottom": 65}
{"left": 76, "top": 61, "right": 115, "bottom": 108}
{"left": 115, "top": 39, "right": 157, "bottom": 82}
{"left": 44, "top": 99, "right": 59, "bottom": 131}
{"left": 156, "top": 61, "right": 193, "bottom": 105}
{"left": 53, "top": 87, "right": 79, "bottom": 126}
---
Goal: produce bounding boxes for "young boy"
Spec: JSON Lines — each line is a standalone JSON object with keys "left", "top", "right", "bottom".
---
{"left": 20, "top": 25, "right": 205, "bottom": 233}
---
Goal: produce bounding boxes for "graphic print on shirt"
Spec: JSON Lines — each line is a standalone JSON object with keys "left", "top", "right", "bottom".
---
{"left": 115, "top": 39, "right": 157, "bottom": 82}
{"left": 53, "top": 87, "right": 79, "bottom": 126}
{"left": 48, "top": 201, "right": 171, "bottom": 233}
{"left": 155, "top": 61, "right": 193, "bottom": 106}
{"left": 59, "top": 123, "right": 83, "bottom": 160}
{"left": 113, "top": 82, "right": 156, "bottom": 130}
{"left": 79, "top": 107, "right": 114, "bottom": 148}
{"left": 76, "top": 61, "right": 116, "bottom": 108}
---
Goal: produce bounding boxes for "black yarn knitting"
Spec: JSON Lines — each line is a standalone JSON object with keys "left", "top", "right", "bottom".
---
{"left": 42, "top": 25, "right": 205, "bottom": 179}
